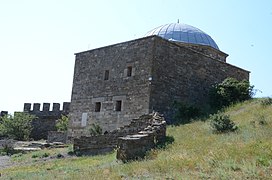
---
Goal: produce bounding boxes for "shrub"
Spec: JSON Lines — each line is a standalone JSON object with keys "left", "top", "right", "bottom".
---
{"left": 32, "top": 154, "right": 39, "bottom": 158}
{"left": 209, "top": 78, "right": 254, "bottom": 110}
{"left": 260, "top": 97, "right": 272, "bottom": 107}
{"left": 56, "top": 115, "right": 69, "bottom": 132}
{"left": 0, "top": 112, "right": 35, "bottom": 140}
{"left": 42, "top": 152, "right": 50, "bottom": 158}
{"left": 67, "top": 150, "right": 74, "bottom": 156}
{"left": 173, "top": 101, "right": 201, "bottom": 125}
{"left": 210, "top": 114, "right": 238, "bottom": 133}
{"left": 57, "top": 153, "right": 64, "bottom": 158}
{"left": 257, "top": 156, "right": 270, "bottom": 167}
{"left": 89, "top": 123, "right": 102, "bottom": 136}
{"left": 155, "top": 135, "right": 175, "bottom": 149}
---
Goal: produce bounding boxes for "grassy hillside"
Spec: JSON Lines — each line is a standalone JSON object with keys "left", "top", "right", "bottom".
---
{"left": 1, "top": 99, "right": 272, "bottom": 179}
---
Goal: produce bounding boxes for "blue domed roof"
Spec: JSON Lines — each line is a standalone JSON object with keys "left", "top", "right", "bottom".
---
{"left": 145, "top": 23, "right": 219, "bottom": 50}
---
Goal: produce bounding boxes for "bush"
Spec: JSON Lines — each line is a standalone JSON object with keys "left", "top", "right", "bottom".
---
{"left": 173, "top": 101, "right": 201, "bottom": 125}
{"left": 57, "top": 153, "right": 64, "bottom": 158}
{"left": 210, "top": 114, "right": 238, "bottom": 133}
{"left": 89, "top": 123, "right": 102, "bottom": 136}
{"left": 0, "top": 112, "right": 35, "bottom": 141}
{"left": 56, "top": 115, "right": 69, "bottom": 132}
{"left": 42, "top": 152, "right": 50, "bottom": 158}
{"left": 32, "top": 154, "right": 39, "bottom": 158}
{"left": 260, "top": 97, "right": 272, "bottom": 107}
{"left": 209, "top": 78, "right": 254, "bottom": 110}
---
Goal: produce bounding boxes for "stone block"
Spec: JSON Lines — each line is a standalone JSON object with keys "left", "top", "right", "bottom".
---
{"left": 23, "top": 103, "right": 31, "bottom": 112}
{"left": 43, "top": 103, "right": 50, "bottom": 112}
{"left": 33, "top": 103, "right": 41, "bottom": 112}
{"left": 47, "top": 131, "right": 67, "bottom": 144}
{"left": 53, "top": 103, "right": 60, "bottom": 111}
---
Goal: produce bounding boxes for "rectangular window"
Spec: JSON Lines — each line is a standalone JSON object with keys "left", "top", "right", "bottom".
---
{"left": 104, "top": 70, "right": 109, "bottom": 80}
{"left": 95, "top": 102, "right": 101, "bottom": 112}
{"left": 115, "top": 100, "right": 122, "bottom": 111}
{"left": 127, "top": 66, "right": 132, "bottom": 77}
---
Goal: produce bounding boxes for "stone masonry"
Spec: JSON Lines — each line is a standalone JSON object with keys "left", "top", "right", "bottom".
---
{"left": 73, "top": 112, "right": 166, "bottom": 156}
{"left": 23, "top": 102, "right": 70, "bottom": 140}
{"left": 69, "top": 37, "right": 155, "bottom": 138}
{"left": 0, "top": 111, "right": 8, "bottom": 117}
{"left": 149, "top": 36, "right": 249, "bottom": 120}
{"left": 69, "top": 35, "right": 249, "bottom": 138}
{"left": 117, "top": 113, "right": 166, "bottom": 162}
{"left": 47, "top": 131, "right": 67, "bottom": 144}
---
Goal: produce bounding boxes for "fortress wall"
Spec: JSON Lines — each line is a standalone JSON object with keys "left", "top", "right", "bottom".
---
{"left": 0, "top": 111, "right": 8, "bottom": 117}
{"left": 23, "top": 102, "right": 70, "bottom": 140}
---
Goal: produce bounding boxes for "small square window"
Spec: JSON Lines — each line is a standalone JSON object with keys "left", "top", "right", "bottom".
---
{"left": 115, "top": 100, "right": 122, "bottom": 111}
{"left": 104, "top": 70, "right": 109, "bottom": 80}
{"left": 127, "top": 66, "right": 132, "bottom": 77}
{"left": 95, "top": 102, "right": 101, "bottom": 112}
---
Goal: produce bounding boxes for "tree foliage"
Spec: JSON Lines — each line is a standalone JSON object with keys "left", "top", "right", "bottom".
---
{"left": 0, "top": 112, "right": 35, "bottom": 141}
{"left": 209, "top": 77, "right": 254, "bottom": 109}
{"left": 89, "top": 123, "right": 102, "bottom": 136}
{"left": 56, "top": 115, "right": 69, "bottom": 132}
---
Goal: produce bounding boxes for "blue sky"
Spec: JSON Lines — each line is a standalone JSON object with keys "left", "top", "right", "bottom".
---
{"left": 1, "top": 0, "right": 272, "bottom": 113}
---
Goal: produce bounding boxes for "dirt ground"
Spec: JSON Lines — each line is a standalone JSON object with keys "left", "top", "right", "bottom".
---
{"left": 0, "top": 156, "right": 13, "bottom": 170}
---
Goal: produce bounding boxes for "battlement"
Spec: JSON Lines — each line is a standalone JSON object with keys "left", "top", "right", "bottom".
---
{"left": 0, "top": 111, "right": 8, "bottom": 117}
{"left": 22, "top": 102, "right": 70, "bottom": 140}
{"left": 23, "top": 102, "right": 70, "bottom": 116}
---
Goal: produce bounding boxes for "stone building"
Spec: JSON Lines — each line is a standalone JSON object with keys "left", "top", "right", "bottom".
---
{"left": 68, "top": 23, "right": 249, "bottom": 138}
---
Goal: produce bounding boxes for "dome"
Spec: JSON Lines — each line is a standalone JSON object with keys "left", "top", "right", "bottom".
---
{"left": 145, "top": 23, "right": 219, "bottom": 50}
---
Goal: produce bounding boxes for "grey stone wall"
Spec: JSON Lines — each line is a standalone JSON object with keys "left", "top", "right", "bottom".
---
{"left": 178, "top": 42, "right": 228, "bottom": 62}
{"left": 69, "top": 37, "right": 156, "bottom": 137}
{"left": 47, "top": 131, "right": 67, "bottom": 143}
{"left": 23, "top": 102, "right": 70, "bottom": 140}
{"left": 117, "top": 134, "right": 155, "bottom": 162}
{"left": 116, "top": 113, "right": 166, "bottom": 162}
{"left": 73, "top": 112, "right": 166, "bottom": 156}
{"left": 0, "top": 111, "right": 8, "bottom": 117}
{"left": 149, "top": 37, "right": 249, "bottom": 121}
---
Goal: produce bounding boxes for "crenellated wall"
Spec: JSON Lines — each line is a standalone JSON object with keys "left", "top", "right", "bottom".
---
{"left": 23, "top": 102, "right": 70, "bottom": 140}
{"left": 24, "top": 102, "right": 70, "bottom": 115}
{"left": 0, "top": 111, "right": 8, "bottom": 117}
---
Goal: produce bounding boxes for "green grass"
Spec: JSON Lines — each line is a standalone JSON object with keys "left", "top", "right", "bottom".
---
{"left": 1, "top": 98, "right": 272, "bottom": 179}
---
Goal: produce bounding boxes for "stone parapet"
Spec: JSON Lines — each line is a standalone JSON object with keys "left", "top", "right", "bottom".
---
{"left": 23, "top": 102, "right": 70, "bottom": 140}
{"left": 24, "top": 102, "right": 70, "bottom": 116}
{"left": 0, "top": 111, "right": 8, "bottom": 117}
